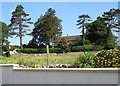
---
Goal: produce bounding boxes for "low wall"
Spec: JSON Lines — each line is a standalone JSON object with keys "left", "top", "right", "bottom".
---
{"left": 0, "top": 64, "right": 119, "bottom": 85}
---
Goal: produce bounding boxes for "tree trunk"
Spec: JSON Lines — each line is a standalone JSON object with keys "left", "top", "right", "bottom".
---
{"left": 52, "top": 42, "right": 54, "bottom": 48}
{"left": 19, "top": 16, "right": 23, "bottom": 49}
{"left": 20, "top": 36, "right": 23, "bottom": 49}
{"left": 52, "top": 37, "right": 55, "bottom": 48}
{"left": 82, "top": 20, "right": 85, "bottom": 45}
{"left": 106, "top": 26, "right": 111, "bottom": 44}
{"left": 82, "top": 26, "right": 85, "bottom": 44}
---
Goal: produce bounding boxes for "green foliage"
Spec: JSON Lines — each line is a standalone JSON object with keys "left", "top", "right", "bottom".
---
{"left": 49, "top": 48, "right": 62, "bottom": 53}
{"left": 32, "top": 8, "right": 62, "bottom": 46}
{"left": 117, "top": 46, "right": 120, "bottom": 50}
{"left": 104, "top": 41, "right": 116, "bottom": 50}
{"left": 71, "top": 45, "right": 93, "bottom": 52}
{"left": 0, "top": 22, "right": 9, "bottom": 41}
{"left": 59, "top": 38, "right": 68, "bottom": 53}
{"left": 9, "top": 45, "right": 19, "bottom": 51}
{"left": 0, "top": 54, "right": 79, "bottom": 68}
{"left": 9, "top": 5, "right": 33, "bottom": 48}
{"left": 94, "top": 49, "right": 120, "bottom": 68}
{"left": 71, "top": 53, "right": 95, "bottom": 68}
{"left": 19, "top": 48, "right": 46, "bottom": 53}
{"left": 0, "top": 22, "right": 10, "bottom": 52}
{"left": 77, "top": 14, "right": 91, "bottom": 45}
{"left": 102, "top": 8, "right": 120, "bottom": 29}
{"left": 84, "top": 40, "right": 91, "bottom": 45}
{"left": 19, "top": 48, "right": 62, "bottom": 53}
{"left": 86, "top": 17, "right": 107, "bottom": 45}
{"left": 102, "top": 9, "right": 120, "bottom": 44}
{"left": 69, "top": 41, "right": 80, "bottom": 46}
{"left": 93, "top": 45, "right": 104, "bottom": 51}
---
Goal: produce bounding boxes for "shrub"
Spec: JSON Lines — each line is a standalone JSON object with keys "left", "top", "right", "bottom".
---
{"left": 9, "top": 45, "right": 19, "bottom": 51}
{"left": 20, "top": 48, "right": 46, "bottom": 53}
{"left": 93, "top": 45, "right": 104, "bottom": 51}
{"left": 71, "top": 53, "right": 95, "bottom": 68}
{"left": 19, "top": 48, "right": 62, "bottom": 53}
{"left": 104, "top": 41, "right": 116, "bottom": 50}
{"left": 116, "top": 46, "right": 120, "bottom": 50}
{"left": 94, "top": 49, "right": 120, "bottom": 68}
{"left": 84, "top": 40, "right": 91, "bottom": 45}
{"left": 49, "top": 48, "right": 62, "bottom": 53}
{"left": 71, "top": 45, "right": 93, "bottom": 52}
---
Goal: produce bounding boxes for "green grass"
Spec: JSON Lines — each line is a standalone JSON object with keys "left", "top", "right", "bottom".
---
{"left": 0, "top": 52, "right": 97, "bottom": 68}
{"left": 0, "top": 53, "right": 79, "bottom": 67}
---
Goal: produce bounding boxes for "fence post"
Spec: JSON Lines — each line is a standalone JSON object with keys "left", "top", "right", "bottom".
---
{"left": 46, "top": 45, "right": 50, "bottom": 66}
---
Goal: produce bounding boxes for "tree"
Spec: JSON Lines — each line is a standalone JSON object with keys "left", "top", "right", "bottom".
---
{"left": 9, "top": 5, "right": 33, "bottom": 49}
{"left": 59, "top": 38, "right": 68, "bottom": 53}
{"left": 102, "top": 8, "right": 120, "bottom": 44}
{"left": 0, "top": 22, "right": 9, "bottom": 52}
{"left": 32, "top": 8, "right": 62, "bottom": 47}
{"left": 86, "top": 17, "right": 107, "bottom": 45}
{"left": 76, "top": 14, "right": 91, "bottom": 45}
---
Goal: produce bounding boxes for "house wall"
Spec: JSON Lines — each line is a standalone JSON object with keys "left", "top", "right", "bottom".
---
{"left": 0, "top": 64, "right": 119, "bottom": 84}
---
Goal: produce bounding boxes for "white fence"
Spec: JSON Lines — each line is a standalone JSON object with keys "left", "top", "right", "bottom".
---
{"left": 0, "top": 64, "right": 119, "bottom": 85}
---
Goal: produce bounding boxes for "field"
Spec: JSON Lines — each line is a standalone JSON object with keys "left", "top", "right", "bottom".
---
{"left": 0, "top": 52, "right": 97, "bottom": 68}
{"left": 0, "top": 53, "right": 80, "bottom": 67}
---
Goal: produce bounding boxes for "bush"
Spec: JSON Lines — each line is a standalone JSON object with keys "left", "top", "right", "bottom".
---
{"left": 20, "top": 48, "right": 46, "bottom": 53}
{"left": 49, "top": 48, "right": 62, "bottom": 53}
{"left": 104, "top": 41, "right": 116, "bottom": 50}
{"left": 9, "top": 45, "right": 19, "bottom": 51}
{"left": 71, "top": 53, "right": 95, "bottom": 68}
{"left": 20, "top": 48, "right": 62, "bottom": 53}
{"left": 116, "top": 46, "right": 120, "bottom": 50}
{"left": 84, "top": 40, "right": 91, "bottom": 45}
{"left": 93, "top": 45, "right": 104, "bottom": 51}
{"left": 71, "top": 45, "right": 93, "bottom": 52}
{"left": 94, "top": 49, "right": 120, "bottom": 68}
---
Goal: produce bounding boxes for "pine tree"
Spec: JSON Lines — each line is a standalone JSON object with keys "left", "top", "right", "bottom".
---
{"left": 102, "top": 8, "right": 120, "bottom": 44}
{"left": 0, "top": 22, "right": 10, "bottom": 53}
{"left": 32, "top": 8, "right": 62, "bottom": 47}
{"left": 77, "top": 14, "right": 91, "bottom": 45}
{"left": 9, "top": 5, "right": 33, "bottom": 49}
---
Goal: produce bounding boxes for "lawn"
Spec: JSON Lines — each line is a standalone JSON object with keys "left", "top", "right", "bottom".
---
{"left": 0, "top": 52, "right": 97, "bottom": 68}
{"left": 0, "top": 53, "right": 81, "bottom": 67}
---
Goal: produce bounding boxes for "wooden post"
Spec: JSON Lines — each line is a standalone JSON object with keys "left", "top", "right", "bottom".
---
{"left": 46, "top": 45, "right": 50, "bottom": 66}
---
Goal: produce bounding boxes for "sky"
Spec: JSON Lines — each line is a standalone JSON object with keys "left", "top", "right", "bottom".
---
{"left": 1, "top": 1, "right": 119, "bottom": 45}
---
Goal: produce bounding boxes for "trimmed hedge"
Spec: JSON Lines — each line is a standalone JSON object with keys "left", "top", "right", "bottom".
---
{"left": 19, "top": 48, "right": 62, "bottom": 53}
{"left": 71, "top": 45, "right": 94, "bottom": 52}
{"left": 49, "top": 48, "right": 62, "bottom": 53}
{"left": 93, "top": 45, "right": 104, "bottom": 51}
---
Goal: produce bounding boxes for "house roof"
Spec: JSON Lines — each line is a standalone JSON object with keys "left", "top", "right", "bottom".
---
{"left": 58, "top": 35, "right": 81, "bottom": 42}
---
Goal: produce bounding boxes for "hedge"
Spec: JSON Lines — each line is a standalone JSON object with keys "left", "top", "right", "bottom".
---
{"left": 71, "top": 45, "right": 94, "bottom": 52}
{"left": 19, "top": 48, "right": 62, "bottom": 53}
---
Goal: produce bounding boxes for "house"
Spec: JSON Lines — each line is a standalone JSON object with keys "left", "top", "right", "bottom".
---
{"left": 58, "top": 35, "right": 81, "bottom": 43}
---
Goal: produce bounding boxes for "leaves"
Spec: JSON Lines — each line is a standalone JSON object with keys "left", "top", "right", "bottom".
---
{"left": 0, "top": 22, "right": 10, "bottom": 51}
{"left": 77, "top": 14, "right": 91, "bottom": 44}
{"left": 9, "top": 5, "right": 33, "bottom": 48}
{"left": 32, "top": 8, "right": 62, "bottom": 46}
